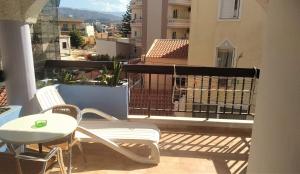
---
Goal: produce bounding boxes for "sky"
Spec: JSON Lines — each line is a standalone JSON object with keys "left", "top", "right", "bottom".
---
{"left": 60, "top": 0, "right": 131, "bottom": 12}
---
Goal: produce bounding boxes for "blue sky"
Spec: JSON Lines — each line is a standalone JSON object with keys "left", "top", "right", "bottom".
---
{"left": 60, "top": 0, "right": 131, "bottom": 12}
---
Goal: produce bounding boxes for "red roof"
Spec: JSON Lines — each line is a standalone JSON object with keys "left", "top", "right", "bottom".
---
{"left": 146, "top": 39, "right": 189, "bottom": 59}
{"left": 0, "top": 86, "right": 7, "bottom": 106}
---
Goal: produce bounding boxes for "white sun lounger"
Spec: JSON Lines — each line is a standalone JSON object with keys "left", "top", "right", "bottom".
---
{"left": 35, "top": 85, "right": 160, "bottom": 164}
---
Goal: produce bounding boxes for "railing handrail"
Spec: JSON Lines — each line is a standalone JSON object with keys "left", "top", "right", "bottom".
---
{"left": 45, "top": 60, "right": 260, "bottom": 78}
{"left": 124, "top": 64, "right": 260, "bottom": 78}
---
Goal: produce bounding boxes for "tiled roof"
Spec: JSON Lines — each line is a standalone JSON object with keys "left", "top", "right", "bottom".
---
{"left": 0, "top": 86, "right": 7, "bottom": 106}
{"left": 146, "top": 39, "right": 189, "bottom": 59}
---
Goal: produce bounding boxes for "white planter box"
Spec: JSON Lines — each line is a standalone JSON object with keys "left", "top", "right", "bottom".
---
{"left": 57, "top": 83, "right": 128, "bottom": 120}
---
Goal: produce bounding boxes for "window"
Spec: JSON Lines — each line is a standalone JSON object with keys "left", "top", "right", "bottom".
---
{"left": 134, "top": 31, "right": 137, "bottom": 37}
{"left": 172, "top": 32, "right": 177, "bottom": 39}
{"left": 216, "top": 41, "right": 235, "bottom": 68}
{"left": 219, "top": 0, "right": 241, "bottom": 19}
{"left": 62, "top": 42, "right": 67, "bottom": 49}
{"left": 173, "top": 9, "right": 178, "bottom": 18}
{"left": 134, "top": 13, "right": 137, "bottom": 20}
{"left": 72, "top": 24, "right": 76, "bottom": 30}
{"left": 62, "top": 24, "right": 68, "bottom": 31}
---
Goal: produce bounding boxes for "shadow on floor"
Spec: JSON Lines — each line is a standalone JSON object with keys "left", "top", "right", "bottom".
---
{"left": 67, "top": 130, "right": 251, "bottom": 174}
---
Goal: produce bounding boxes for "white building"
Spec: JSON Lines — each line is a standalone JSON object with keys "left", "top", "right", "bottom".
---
{"left": 59, "top": 35, "right": 71, "bottom": 56}
{"left": 85, "top": 25, "right": 95, "bottom": 37}
{"left": 95, "top": 39, "right": 133, "bottom": 58}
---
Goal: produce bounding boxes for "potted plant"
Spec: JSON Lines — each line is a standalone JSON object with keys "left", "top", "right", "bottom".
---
{"left": 41, "top": 61, "right": 128, "bottom": 119}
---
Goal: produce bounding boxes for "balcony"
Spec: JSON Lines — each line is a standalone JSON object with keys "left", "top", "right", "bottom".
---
{"left": 131, "top": 37, "right": 143, "bottom": 46}
{"left": 130, "top": 0, "right": 143, "bottom": 8}
{"left": 168, "top": 0, "right": 192, "bottom": 6}
{"left": 0, "top": 2, "right": 298, "bottom": 173}
{"left": 168, "top": 18, "right": 190, "bottom": 28}
{"left": 7, "top": 60, "right": 255, "bottom": 173}
{"left": 131, "top": 18, "right": 143, "bottom": 27}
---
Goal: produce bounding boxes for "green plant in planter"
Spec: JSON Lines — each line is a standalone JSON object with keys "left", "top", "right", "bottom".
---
{"left": 110, "top": 60, "right": 122, "bottom": 86}
{"left": 96, "top": 61, "right": 123, "bottom": 86}
{"left": 56, "top": 70, "right": 76, "bottom": 84}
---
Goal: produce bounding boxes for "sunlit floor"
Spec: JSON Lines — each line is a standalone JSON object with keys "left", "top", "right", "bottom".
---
{"left": 65, "top": 128, "right": 250, "bottom": 174}
{"left": 0, "top": 128, "right": 251, "bottom": 174}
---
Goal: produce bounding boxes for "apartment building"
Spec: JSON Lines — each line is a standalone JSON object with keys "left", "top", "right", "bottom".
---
{"left": 188, "top": 0, "right": 267, "bottom": 68}
{"left": 130, "top": 0, "right": 191, "bottom": 56}
{"left": 58, "top": 17, "right": 84, "bottom": 35}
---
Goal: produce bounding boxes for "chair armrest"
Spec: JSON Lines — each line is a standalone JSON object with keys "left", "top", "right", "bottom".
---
{"left": 81, "top": 108, "right": 119, "bottom": 121}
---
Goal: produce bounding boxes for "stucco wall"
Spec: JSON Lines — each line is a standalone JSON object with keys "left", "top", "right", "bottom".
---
{"left": 247, "top": 0, "right": 300, "bottom": 173}
{"left": 188, "top": 0, "right": 266, "bottom": 68}
{"left": 95, "top": 39, "right": 117, "bottom": 57}
{"left": 146, "top": 0, "right": 163, "bottom": 51}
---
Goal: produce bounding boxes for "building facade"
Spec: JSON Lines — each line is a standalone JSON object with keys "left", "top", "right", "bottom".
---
{"left": 30, "top": 0, "right": 61, "bottom": 79}
{"left": 130, "top": 0, "right": 191, "bottom": 56}
{"left": 188, "top": 0, "right": 267, "bottom": 68}
{"left": 58, "top": 17, "right": 84, "bottom": 35}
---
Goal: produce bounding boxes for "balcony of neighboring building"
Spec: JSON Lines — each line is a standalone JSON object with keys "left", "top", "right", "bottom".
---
{"left": 167, "top": 28, "right": 189, "bottom": 39}
{"left": 168, "top": 0, "right": 192, "bottom": 6}
{"left": 130, "top": 0, "right": 143, "bottom": 8}
{"left": 168, "top": 18, "right": 190, "bottom": 28}
{"left": 168, "top": 7, "right": 191, "bottom": 28}
{"left": 131, "top": 17, "right": 143, "bottom": 27}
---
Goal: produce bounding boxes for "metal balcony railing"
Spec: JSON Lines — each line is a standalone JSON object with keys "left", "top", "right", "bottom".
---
{"left": 168, "top": 18, "right": 190, "bottom": 28}
{"left": 44, "top": 60, "right": 260, "bottom": 120}
{"left": 130, "top": 0, "right": 143, "bottom": 7}
{"left": 168, "top": 0, "right": 191, "bottom": 6}
{"left": 125, "top": 65, "right": 259, "bottom": 120}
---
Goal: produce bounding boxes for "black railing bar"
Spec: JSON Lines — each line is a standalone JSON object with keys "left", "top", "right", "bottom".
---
{"left": 45, "top": 60, "right": 260, "bottom": 78}
{"left": 248, "top": 78, "right": 254, "bottom": 115}
{"left": 124, "top": 64, "right": 260, "bottom": 78}
{"left": 207, "top": 76, "right": 212, "bottom": 119}
{"left": 240, "top": 78, "right": 246, "bottom": 115}
{"left": 148, "top": 73, "right": 152, "bottom": 118}
{"left": 175, "top": 88, "right": 252, "bottom": 92}
{"left": 223, "top": 78, "right": 229, "bottom": 114}
{"left": 156, "top": 74, "right": 159, "bottom": 110}
{"left": 232, "top": 78, "right": 237, "bottom": 114}
{"left": 163, "top": 74, "right": 167, "bottom": 113}
{"left": 216, "top": 78, "right": 220, "bottom": 115}
{"left": 199, "top": 76, "right": 204, "bottom": 112}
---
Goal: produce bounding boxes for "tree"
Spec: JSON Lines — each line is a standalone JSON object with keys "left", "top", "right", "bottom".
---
{"left": 69, "top": 30, "right": 84, "bottom": 48}
{"left": 120, "top": 5, "right": 131, "bottom": 37}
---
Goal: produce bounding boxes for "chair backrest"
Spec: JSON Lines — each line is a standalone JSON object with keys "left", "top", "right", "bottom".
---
{"left": 36, "top": 85, "right": 66, "bottom": 111}
{"left": 51, "top": 104, "right": 81, "bottom": 123}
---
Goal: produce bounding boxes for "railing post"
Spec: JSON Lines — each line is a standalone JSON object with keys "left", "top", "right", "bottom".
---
{"left": 148, "top": 74, "right": 151, "bottom": 118}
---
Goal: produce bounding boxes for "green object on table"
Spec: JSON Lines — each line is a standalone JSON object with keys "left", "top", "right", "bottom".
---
{"left": 35, "top": 120, "right": 47, "bottom": 128}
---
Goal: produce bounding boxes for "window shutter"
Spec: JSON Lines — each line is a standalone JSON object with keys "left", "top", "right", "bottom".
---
{"left": 220, "top": 0, "right": 236, "bottom": 19}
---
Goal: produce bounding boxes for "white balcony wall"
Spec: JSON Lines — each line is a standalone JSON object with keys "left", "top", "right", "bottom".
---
{"left": 247, "top": 0, "right": 300, "bottom": 173}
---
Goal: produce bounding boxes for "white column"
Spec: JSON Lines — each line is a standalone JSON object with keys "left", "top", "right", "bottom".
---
{"left": 0, "top": 21, "right": 37, "bottom": 115}
{"left": 247, "top": 0, "right": 300, "bottom": 173}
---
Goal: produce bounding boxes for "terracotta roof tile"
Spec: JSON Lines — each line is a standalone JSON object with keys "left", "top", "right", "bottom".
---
{"left": 146, "top": 39, "right": 189, "bottom": 59}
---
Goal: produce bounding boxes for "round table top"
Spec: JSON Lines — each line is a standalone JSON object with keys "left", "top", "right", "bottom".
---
{"left": 0, "top": 113, "right": 78, "bottom": 144}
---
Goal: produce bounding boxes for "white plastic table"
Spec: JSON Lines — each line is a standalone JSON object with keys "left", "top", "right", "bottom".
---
{"left": 0, "top": 113, "right": 78, "bottom": 174}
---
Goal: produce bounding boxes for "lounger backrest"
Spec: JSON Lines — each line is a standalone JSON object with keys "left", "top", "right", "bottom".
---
{"left": 36, "top": 85, "right": 66, "bottom": 110}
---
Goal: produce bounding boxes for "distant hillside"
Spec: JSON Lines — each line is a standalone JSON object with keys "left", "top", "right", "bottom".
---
{"left": 59, "top": 7, "right": 123, "bottom": 23}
